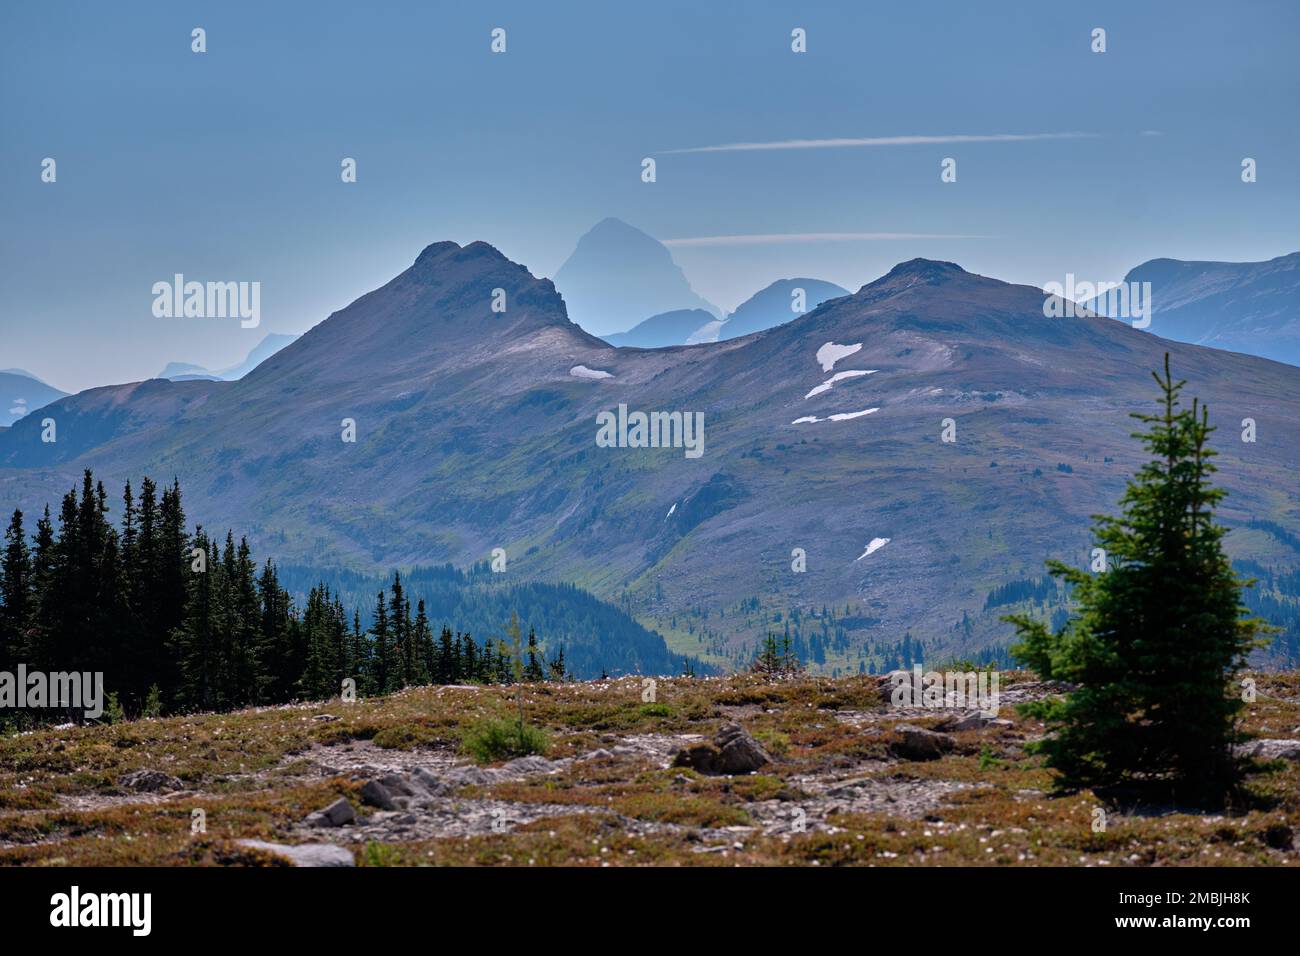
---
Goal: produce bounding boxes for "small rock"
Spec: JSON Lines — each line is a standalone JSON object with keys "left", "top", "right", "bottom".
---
{"left": 312, "top": 714, "right": 339, "bottom": 722}
{"left": 359, "top": 780, "right": 397, "bottom": 810}
{"left": 119, "top": 769, "right": 183, "bottom": 793}
{"left": 890, "top": 725, "right": 955, "bottom": 761}
{"left": 307, "top": 797, "right": 356, "bottom": 827}
{"left": 501, "top": 755, "right": 562, "bottom": 776}
{"left": 714, "top": 724, "right": 772, "bottom": 773}
{"left": 443, "top": 766, "right": 494, "bottom": 788}
{"left": 378, "top": 773, "right": 415, "bottom": 796}
{"left": 410, "top": 767, "right": 450, "bottom": 795}
{"left": 673, "top": 724, "right": 771, "bottom": 775}
{"left": 237, "top": 839, "right": 354, "bottom": 867}
{"left": 878, "top": 671, "right": 911, "bottom": 703}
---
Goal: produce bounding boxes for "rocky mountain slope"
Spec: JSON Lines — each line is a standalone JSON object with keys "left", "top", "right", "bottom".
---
{"left": 2, "top": 243, "right": 1298, "bottom": 666}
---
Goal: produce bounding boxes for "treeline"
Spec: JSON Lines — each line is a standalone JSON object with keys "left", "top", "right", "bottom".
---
{"left": 0, "top": 471, "right": 570, "bottom": 722}
{"left": 273, "top": 565, "right": 699, "bottom": 680}
{"left": 1235, "top": 559, "right": 1300, "bottom": 667}
{"left": 983, "top": 575, "right": 1059, "bottom": 610}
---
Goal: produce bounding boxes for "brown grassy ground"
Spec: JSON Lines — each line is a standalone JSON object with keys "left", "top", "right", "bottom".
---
{"left": 1, "top": 670, "right": 1298, "bottom": 866}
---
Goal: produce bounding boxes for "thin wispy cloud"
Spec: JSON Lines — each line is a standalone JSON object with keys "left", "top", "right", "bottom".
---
{"left": 662, "top": 232, "right": 993, "bottom": 248}
{"left": 660, "top": 132, "right": 1101, "bottom": 155}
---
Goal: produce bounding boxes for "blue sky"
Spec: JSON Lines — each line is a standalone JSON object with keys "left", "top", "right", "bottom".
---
{"left": 3, "top": 0, "right": 1297, "bottom": 392}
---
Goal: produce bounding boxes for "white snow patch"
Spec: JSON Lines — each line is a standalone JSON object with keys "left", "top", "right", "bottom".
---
{"left": 816, "top": 342, "right": 862, "bottom": 372}
{"left": 828, "top": 407, "right": 879, "bottom": 421}
{"left": 792, "top": 407, "right": 879, "bottom": 424}
{"left": 855, "top": 537, "right": 890, "bottom": 561}
{"left": 666, "top": 502, "right": 677, "bottom": 518}
{"left": 804, "top": 369, "right": 877, "bottom": 398}
{"left": 570, "top": 365, "right": 613, "bottom": 380}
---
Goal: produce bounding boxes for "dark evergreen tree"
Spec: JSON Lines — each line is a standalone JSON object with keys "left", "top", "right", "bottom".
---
{"left": 525, "top": 626, "right": 545, "bottom": 681}
{"left": 435, "top": 625, "right": 455, "bottom": 683}
{"left": 0, "top": 510, "right": 32, "bottom": 669}
{"left": 349, "top": 609, "right": 370, "bottom": 696}
{"left": 1006, "top": 356, "right": 1273, "bottom": 803}
{"left": 370, "top": 591, "right": 393, "bottom": 693}
{"left": 412, "top": 599, "right": 433, "bottom": 685}
{"left": 547, "top": 644, "right": 567, "bottom": 681}
{"left": 388, "top": 572, "right": 412, "bottom": 688}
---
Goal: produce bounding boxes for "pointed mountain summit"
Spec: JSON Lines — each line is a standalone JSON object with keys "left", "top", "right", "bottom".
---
{"left": 718, "top": 278, "right": 849, "bottom": 341}
{"left": 553, "top": 218, "right": 719, "bottom": 335}
{"left": 248, "top": 239, "right": 599, "bottom": 390}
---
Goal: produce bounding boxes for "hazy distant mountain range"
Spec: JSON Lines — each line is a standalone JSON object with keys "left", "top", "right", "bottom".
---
{"left": 602, "top": 309, "right": 718, "bottom": 348}
{"left": 602, "top": 279, "right": 851, "bottom": 348}
{"left": 158, "top": 333, "right": 300, "bottom": 381}
{"left": 569, "top": 218, "right": 849, "bottom": 348}
{"left": 1088, "top": 252, "right": 1300, "bottom": 366}
{"left": 3, "top": 240, "right": 1298, "bottom": 669}
{"left": 559, "top": 219, "right": 1300, "bottom": 367}
{"left": 718, "top": 278, "right": 850, "bottom": 341}
{"left": 553, "top": 218, "right": 720, "bottom": 335}
{"left": 0, "top": 369, "right": 69, "bottom": 427}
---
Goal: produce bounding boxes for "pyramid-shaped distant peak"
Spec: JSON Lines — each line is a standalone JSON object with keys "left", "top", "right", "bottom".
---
{"left": 553, "top": 218, "right": 721, "bottom": 335}
{"left": 560, "top": 218, "right": 678, "bottom": 269}
{"left": 587, "top": 217, "right": 656, "bottom": 240}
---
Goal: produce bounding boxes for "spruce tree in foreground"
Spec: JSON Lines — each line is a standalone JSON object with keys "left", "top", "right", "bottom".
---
{"left": 1006, "top": 356, "right": 1272, "bottom": 804}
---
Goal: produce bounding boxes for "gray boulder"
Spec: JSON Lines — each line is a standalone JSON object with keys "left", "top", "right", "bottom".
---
{"left": 890, "top": 725, "right": 956, "bottom": 761}
{"left": 378, "top": 773, "right": 416, "bottom": 796}
{"left": 359, "top": 779, "right": 398, "bottom": 810}
{"left": 673, "top": 724, "right": 771, "bottom": 775}
{"left": 306, "top": 797, "right": 356, "bottom": 827}
{"left": 237, "top": 839, "right": 355, "bottom": 867}
{"left": 879, "top": 671, "right": 911, "bottom": 704}
{"left": 410, "top": 767, "right": 450, "bottom": 795}
{"left": 500, "top": 755, "right": 564, "bottom": 776}
{"left": 443, "top": 766, "right": 495, "bottom": 788}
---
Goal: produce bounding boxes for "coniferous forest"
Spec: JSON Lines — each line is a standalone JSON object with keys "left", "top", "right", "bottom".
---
{"left": 0, "top": 470, "right": 574, "bottom": 724}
